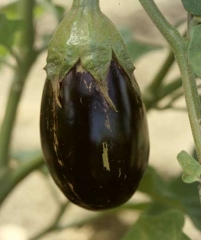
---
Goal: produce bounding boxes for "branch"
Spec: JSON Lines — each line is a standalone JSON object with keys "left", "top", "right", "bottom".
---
{"left": 0, "top": 0, "right": 37, "bottom": 168}
{"left": 144, "top": 50, "right": 175, "bottom": 110}
{"left": 158, "top": 77, "right": 182, "bottom": 100}
{"left": 29, "top": 202, "right": 70, "bottom": 240}
{"left": 0, "top": 155, "right": 44, "bottom": 204}
{"left": 19, "top": 0, "right": 35, "bottom": 50}
{"left": 29, "top": 201, "right": 151, "bottom": 240}
{"left": 6, "top": 47, "right": 21, "bottom": 65}
{"left": 139, "top": 0, "right": 201, "bottom": 163}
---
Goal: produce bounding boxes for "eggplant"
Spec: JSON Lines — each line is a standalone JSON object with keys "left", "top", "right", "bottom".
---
{"left": 40, "top": 60, "right": 149, "bottom": 210}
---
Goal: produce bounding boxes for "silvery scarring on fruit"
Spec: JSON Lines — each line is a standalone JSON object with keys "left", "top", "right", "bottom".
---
{"left": 40, "top": 0, "right": 149, "bottom": 210}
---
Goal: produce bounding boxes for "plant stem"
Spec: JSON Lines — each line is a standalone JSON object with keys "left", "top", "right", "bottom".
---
{"left": 150, "top": 51, "right": 175, "bottom": 90}
{"left": 72, "top": 0, "right": 100, "bottom": 11}
{"left": 19, "top": 0, "right": 35, "bottom": 50}
{"left": 149, "top": 50, "right": 175, "bottom": 91}
{"left": 0, "top": 0, "right": 37, "bottom": 168}
{"left": 29, "top": 199, "right": 152, "bottom": 240}
{"left": 144, "top": 50, "right": 175, "bottom": 110}
{"left": 29, "top": 202, "right": 70, "bottom": 240}
{"left": 139, "top": 0, "right": 201, "bottom": 163}
{"left": 29, "top": 201, "right": 150, "bottom": 240}
{"left": 158, "top": 77, "right": 182, "bottom": 100}
{"left": 0, "top": 155, "right": 44, "bottom": 204}
{"left": 0, "top": 59, "right": 36, "bottom": 168}
{"left": 187, "top": 13, "right": 193, "bottom": 38}
{"left": 7, "top": 47, "right": 21, "bottom": 65}
{"left": 199, "top": 184, "right": 201, "bottom": 204}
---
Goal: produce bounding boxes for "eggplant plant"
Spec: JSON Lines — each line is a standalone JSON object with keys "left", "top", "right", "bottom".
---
{"left": 0, "top": 0, "right": 201, "bottom": 239}
{"left": 40, "top": 0, "right": 149, "bottom": 210}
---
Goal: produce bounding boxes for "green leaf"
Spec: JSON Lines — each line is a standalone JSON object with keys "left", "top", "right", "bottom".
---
{"left": 39, "top": 0, "right": 66, "bottom": 22}
{"left": 122, "top": 202, "right": 151, "bottom": 211}
{"left": 11, "top": 149, "right": 42, "bottom": 162}
{"left": 181, "top": 0, "right": 201, "bottom": 17}
{"left": 34, "top": 4, "right": 46, "bottom": 18}
{"left": 177, "top": 150, "right": 201, "bottom": 183}
{"left": 54, "top": 5, "right": 66, "bottom": 22}
{"left": 119, "top": 27, "right": 162, "bottom": 61}
{"left": 0, "top": 45, "right": 8, "bottom": 55}
{"left": 0, "top": 45, "right": 8, "bottom": 66}
{"left": 138, "top": 167, "right": 170, "bottom": 198}
{"left": 138, "top": 167, "right": 183, "bottom": 216}
{"left": 170, "top": 174, "right": 201, "bottom": 231}
{"left": 138, "top": 167, "right": 201, "bottom": 231}
{"left": 121, "top": 210, "right": 190, "bottom": 240}
{"left": 188, "top": 25, "right": 201, "bottom": 79}
{"left": 0, "top": 1, "right": 18, "bottom": 19}
{"left": 0, "top": 14, "right": 22, "bottom": 48}
{"left": 0, "top": 1, "right": 45, "bottom": 19}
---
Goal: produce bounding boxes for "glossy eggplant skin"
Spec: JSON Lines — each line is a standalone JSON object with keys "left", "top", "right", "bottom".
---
{"left": 40, "top": 61, "right": 149, "bottom": 210}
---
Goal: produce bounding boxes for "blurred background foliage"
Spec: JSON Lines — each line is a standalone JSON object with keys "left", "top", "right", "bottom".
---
{"left": 0, "top": 0, "right": 200, "bottom": 240}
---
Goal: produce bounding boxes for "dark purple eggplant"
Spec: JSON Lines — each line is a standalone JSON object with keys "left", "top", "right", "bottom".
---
{"left": 40, "top": 60, "right": 149, "bottom": 210}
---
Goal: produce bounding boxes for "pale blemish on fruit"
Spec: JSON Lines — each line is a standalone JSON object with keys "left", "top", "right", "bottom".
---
{"left": 118, "top": 168, "right": 121, "bottom": 178}
{"left": 67, "top": 181, "right": 81, "bottom": 200}
{"left": 105, "top": 113, "right": 111, "bottom": 131}
{"left": 84, "top": 79, "right": 92, "bottom": 92}
{"left": 102, "top": 142, "right": 110, "bottom": 171}
{"left": 76, "top": 64, "right": 86, "bottom": 74}
{"left": 58, "top": 159, "right": 63, "bottom": 166}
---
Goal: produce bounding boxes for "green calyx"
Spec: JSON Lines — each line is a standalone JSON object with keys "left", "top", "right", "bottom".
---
{"left": 45, "top": 0, "right": 136, "bottom": 110}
